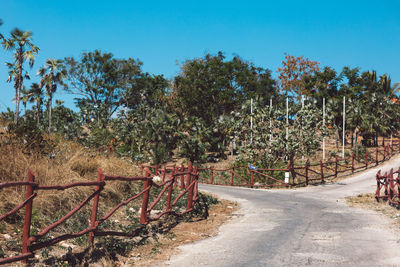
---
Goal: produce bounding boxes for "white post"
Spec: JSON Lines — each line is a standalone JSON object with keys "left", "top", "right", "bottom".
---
{"left": 301, "top": 95, "right": 304, "bottom": 160}
{"left": 286, "top": 97, "right": 289, "bottom": 160}
{"left": 250, "top": 98, "right": 253, "bottom": 145}
{"left": 342, "top": 96, "right": 345, "bottom": 158}
{"left": 323, "top": 97, "right": 326, "bottom": 161}
{"left": 269, "top": 98, "right": 272, "bottom": 146}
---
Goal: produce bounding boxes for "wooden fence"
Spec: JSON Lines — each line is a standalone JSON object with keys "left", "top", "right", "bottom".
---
{"left": 0, "top": 163, "right": 199, "bottom": 265}
{"left": 145, "top": 142, "right": 400, "bottom": 189}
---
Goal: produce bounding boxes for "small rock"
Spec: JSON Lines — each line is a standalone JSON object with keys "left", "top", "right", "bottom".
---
{"left": 3, "top": 234, "right": 11, "bottom": 240}
{"left": 152, "top": 176, "right": 162, "bottom": 183}
{"left": 227, "top": 206, "right": 233, "bottom": 209}
{"left": 59, "top": 241, "right": 76, "bottom": 249}
{"left": 129, "top": 207, "right": 135, "bottom": 212}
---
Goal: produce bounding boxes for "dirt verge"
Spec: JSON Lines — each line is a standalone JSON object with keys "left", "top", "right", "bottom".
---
{"left": 346, "top": 193, "right": 400, "bottom": 228}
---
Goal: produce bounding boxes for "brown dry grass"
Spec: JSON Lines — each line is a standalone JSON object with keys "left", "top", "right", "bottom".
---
{"left": 0, "top": 130, "right": 141, "bottom": 217}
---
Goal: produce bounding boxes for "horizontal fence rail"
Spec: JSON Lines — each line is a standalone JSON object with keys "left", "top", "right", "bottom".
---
{"left": 0, "top": 163, "right": 199, "bottom": 265}
{"left": 146, "top": 142, "right": 400, "bottom": 190}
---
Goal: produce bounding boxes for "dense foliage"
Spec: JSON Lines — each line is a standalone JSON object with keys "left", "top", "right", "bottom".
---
{"left": 1, "top": 25, "right": 400, "bottom": 166}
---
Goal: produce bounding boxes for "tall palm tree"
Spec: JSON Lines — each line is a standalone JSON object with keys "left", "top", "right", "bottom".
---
{"left": 37, "top": 58, "right": 66, "bottom": 133}
{"left": 20, "top": 86, "right": 32, "bottom": 122}
{"left": 28, "top": 83, "right": 44, "bottom": 126}
{"left": 1, "top": 28, "right": 39, "bottom": 123}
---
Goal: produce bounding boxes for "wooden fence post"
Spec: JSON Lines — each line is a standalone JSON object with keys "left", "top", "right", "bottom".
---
{"left": 305, "top": 160, "right": 309, "bottom": 186}
{"left": 365, "top": 150, "right": 369, "bottom": 168}
{"left": 389, "top": 168, "right": 394, "bottom": 202}
{"left": 376, "top": 147, "right": 379, "bottom": 165}
{"left": 162, "top": 166, "right": 166, "bottom": 183}
{"left": 186, "top": 162, "right": 192, "bottom": 189}
{"left": 180, "top": 165, "right": 185, "bottom": 189}
{"left": 89, "top": 168, "right": 105, "bottom": 246}
{"left": 250, "top": 170, "right": 254, "bottom": 188}
{"left": 140, "top": 170, "right": 151, "bottom": 224}
{"left": 383, "top": 145, "right": 386, "bottom": 161}
{"left": 351, "top": 153, "right": 355, "bottom": 173}
{"left": 186, "top": 166, "right": 194, "bottom": 211}
{"left": 22, "top": 169, "right": 35, "bottom": 258}
{"left": 320, "top": 160, "right": 324, "bottom": 183}
{"left": 165, "top": 167, "right": 175, "bottom": 218}
{"left": 231, "top": 167, "right": 234, "bottom": 186}
{"left": 335, "top": 156, "right": 338, "bottom": 177}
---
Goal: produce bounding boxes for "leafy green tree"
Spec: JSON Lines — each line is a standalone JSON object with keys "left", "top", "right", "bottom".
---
{"left": 2, "top": 28, "right": 39, "bottom": 123}
{"left": 173, "top": 52, "right": 277, "bottom": 157}
{"left": 233, "top": 98, "right": 322, "bottom": 183}
{"left": 178, "top": 116, "right": 211, "bottom": 163}
{"left": 63, "top": 50, "right": 143, "bottom": 127}
{"left": 49, "top": 100, "right": 82, "bottom": 140}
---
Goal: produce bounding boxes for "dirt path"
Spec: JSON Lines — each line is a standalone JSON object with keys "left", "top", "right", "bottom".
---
{"left": 163, "top": 155, "right": 400, "bottom": 266}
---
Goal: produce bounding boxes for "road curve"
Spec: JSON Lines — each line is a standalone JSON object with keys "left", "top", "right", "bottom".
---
{"left": 164, "top": 155, "right": 400, "bottom": 266}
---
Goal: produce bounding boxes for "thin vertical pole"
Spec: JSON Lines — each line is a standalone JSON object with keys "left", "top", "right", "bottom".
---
{"left": 22, "top": 170, "right": 35, "bottom": 257}
{"left": 301, "top": 95, "right": 304, "bottom": 161}
{"left": 342, "top": 96, "right": 346, "bottom": 158}
{"left": 323, "top": 98, "right": 326, "bottom": 161}
{"left": 250, "top": 98, "right": 253, "bottom": 145}
{"left": 286, "top": 97, "right": 289, "bottom": 160}
{"left": 140, "top": 170, "right": 151, "bottom": 224}
{"left": 269, "top": 98, "right": 272, "bottom": 146}
{"left": 89, "top": 168, "right": 104, "bottom": 246}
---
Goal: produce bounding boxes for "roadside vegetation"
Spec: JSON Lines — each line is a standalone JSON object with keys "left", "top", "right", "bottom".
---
{"left": 1, "top": 20, "right": 400, "bottom": 265}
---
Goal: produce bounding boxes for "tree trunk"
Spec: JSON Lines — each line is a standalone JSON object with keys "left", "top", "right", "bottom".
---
{"left": 14, "top": 86, "right": 19, "bottom": 124}
{"left": 36, "top": 99, "right": 41, "bottom": 126}
{"left": 23, "top": 102, "right": 27, "bottom": 122}
{"left": 289, "top": 154, "right": 296, "bottom": 184}
{"left": 15, "top": 46, "right": 24, "bottom": 124}
{"left": 351, "top": 130, "right": 354, "bottom": 147}
{"left": 336, "top": 129, "right": 339, "bottom": 149}
{"left": 48, "top": 94, "right": 52, "bottom": 134}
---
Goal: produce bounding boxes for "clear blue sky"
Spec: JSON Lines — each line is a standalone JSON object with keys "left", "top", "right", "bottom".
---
{"left": 1, "top": 0, "right": 399, "bottom": 112}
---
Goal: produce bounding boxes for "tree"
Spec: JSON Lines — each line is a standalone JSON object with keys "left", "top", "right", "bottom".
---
{"left": 174, "top": 52, "right": 277, "bottom": 124}
{"left": 233, "top": 98, "right": 322, "bottom": 183}
{"left": 37, "top": 58, "right": 66, "bottom": 133}
{"left": 173, "top": 52, "right": 277, "bottom": 156}
{"left": 27, "top": 83, "right": 44, "bottom": 126}
{"left": 277, "top": 54, "right": 320, "bottom": 99}
{"left": 2, "top": 28, "right": 39, "bottom": 123}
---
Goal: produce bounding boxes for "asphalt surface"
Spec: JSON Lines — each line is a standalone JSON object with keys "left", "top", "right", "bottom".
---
{"left": 164, "top": 155, "right": 400, "bottom": 266}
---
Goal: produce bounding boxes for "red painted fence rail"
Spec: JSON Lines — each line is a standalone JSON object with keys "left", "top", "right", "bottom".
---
{"left": 0, "top": 164, "right": 199, "bottom": 265}
{"left": 145, "top": 142, "right": 399, "bottom": 190}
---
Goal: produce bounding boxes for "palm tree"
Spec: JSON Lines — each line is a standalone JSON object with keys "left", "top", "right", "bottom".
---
{"left": 2, "top": 28, "right": 39, "bottom": 123}
{"left": 20, "top": 86, "right": 32, "bottom": 122}
{"left": 37, "top": 59, "right": 66, "bottom": 133}
{"left": 28, "top": 83, "right": 44, "bottom": 126}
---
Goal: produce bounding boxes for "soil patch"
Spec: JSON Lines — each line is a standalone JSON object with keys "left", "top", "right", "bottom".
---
{"left": 125, "top": 198, "right": 238, "bottom": 266}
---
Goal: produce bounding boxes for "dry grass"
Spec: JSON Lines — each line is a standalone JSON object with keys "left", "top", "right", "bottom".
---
{"left": 0, "top": 133, "right": 141, "bottom": 218}
{"left": 346, "top": 193, "right": 400, "bottom": 228}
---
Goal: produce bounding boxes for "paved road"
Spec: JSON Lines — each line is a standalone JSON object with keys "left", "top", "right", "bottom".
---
{"left": 165, "top": 155, "right": 400, "bottom": 266}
